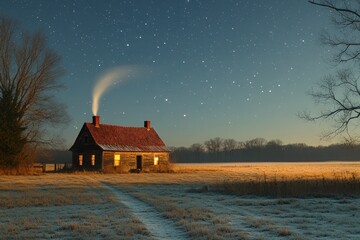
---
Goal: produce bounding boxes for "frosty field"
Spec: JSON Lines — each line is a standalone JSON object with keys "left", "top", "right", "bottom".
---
{"left": 1, "top": 162, "right": 360, "bottom": 239}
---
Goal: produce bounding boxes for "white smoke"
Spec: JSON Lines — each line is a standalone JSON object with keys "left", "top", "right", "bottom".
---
{"left": 92, "top": 66, "right": 137, "bottom": 116}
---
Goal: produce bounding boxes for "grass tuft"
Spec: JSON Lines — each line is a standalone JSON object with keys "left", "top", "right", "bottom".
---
{"left": 215, "top": 174, "right": 360, "bottom": 197}
{"left": 0, "top": 165, "right": 42, "bottom": 175}
{"left": 277, "top": 227, "right": 291, "bottom": 236}
{"left": 133, "top": 192, "right": 247, "bottom": 240}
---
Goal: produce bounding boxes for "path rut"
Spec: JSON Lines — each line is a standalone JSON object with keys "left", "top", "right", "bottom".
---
{"left": 103, "top": 183, "right": 188, "bottom": 240}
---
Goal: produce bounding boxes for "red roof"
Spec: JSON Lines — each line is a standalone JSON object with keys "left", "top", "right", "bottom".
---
{"left": 84, "top": 122, "right": 169, "bottom": 152}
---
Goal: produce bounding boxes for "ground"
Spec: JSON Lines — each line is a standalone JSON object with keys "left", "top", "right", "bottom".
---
{"left": 0, "top": 162, "right": 360, "bottom": 239}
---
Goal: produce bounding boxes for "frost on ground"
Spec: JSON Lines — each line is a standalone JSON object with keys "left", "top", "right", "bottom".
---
{"left": 0, "top": 162, "right": 360, "bottom": 239}
{"left": 0, "top": 176, "right": 152, "bottom": 240}
{"left": 103, "top": 183, "right": 188, "bottom": 240}
{"left": 131, "top": 184, "right": 360, "bottom": 240}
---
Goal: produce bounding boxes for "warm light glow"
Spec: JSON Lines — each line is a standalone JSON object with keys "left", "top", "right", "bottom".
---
{"left": 91, "top": 154, "right": 95, "bottom": 166}
{"left": 79, "top": 155, "right": 83, "bottom": 166}
{"left": 114, "top": 154, "right": 120, "bottom": 166}
{"left": 154, "top": 156, "right": 159, "bottom": 165}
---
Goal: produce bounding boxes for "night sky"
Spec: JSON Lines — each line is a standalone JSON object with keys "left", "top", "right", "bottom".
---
{"left": 1, "top": 0, "right": 336, "bottom": 147}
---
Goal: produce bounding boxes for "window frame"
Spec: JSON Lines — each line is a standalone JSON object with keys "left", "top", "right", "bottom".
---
{"left": 91, "top": 154, "right": 95, "bottom": 166}
{"left": 154, "top": 155, "right": 159, "bottom": 166}
{"left": 114, "top": 153, "right": 120, "bottom": 166}
{"left": 79, "top": 154, "right": 83, "bottom": 166}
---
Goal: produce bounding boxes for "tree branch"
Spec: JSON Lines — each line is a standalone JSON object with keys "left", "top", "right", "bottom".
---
{"left": 309, "top": 1, "right": 360, "bottom": 19}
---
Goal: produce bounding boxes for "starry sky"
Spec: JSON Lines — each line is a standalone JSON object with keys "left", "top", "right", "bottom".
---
{"left": 1, "top": 0, "right": 337, "bottom": 147}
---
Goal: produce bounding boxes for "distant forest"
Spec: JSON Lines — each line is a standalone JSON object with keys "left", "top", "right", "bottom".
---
{"left": 170, "top": 138, "right": 360, "bottom": 163}
{"left": 37, "top": 137, "right": 360, "bottom": 164}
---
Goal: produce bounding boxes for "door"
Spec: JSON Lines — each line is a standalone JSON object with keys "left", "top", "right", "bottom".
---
{"left": 136, "top": 155, "right": 142, "bottom": 170}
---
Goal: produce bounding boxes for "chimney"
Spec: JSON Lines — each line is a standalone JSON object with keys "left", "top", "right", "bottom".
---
{"left": 144, "top": 120, "right": 151, "bottom": 130}
{"left": 92, "top": 116, "right": 100, "bottom": 128}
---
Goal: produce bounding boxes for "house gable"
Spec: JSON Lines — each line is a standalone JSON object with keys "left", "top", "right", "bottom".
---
{"left": 69, "top": 124, "right": 101, "bottom": 151}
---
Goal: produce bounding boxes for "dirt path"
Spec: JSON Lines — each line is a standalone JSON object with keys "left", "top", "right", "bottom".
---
{"left": 103, "top": 183, "right": 188, "bottom": 240}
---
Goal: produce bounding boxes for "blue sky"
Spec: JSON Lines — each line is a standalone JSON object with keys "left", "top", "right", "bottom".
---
{"left": 1, "top": 0, "right": 338, "bottom": 147}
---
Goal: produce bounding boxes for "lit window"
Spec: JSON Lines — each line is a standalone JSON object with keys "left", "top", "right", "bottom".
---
{"left": 154, "top": 156, "right": 159, "bottom": 165}
{"left": 79, "top": 155, "right": 83, "bottom": 166}
{"left": 114, "top": 154, "right": 120, "bottom": 166}
{"left": 91, "top": 155, "right": 95, "bottom": 166}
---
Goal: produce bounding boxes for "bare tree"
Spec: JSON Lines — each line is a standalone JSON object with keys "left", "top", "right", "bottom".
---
{"left": 189, "top": 143, "right": 205, "bottom": 162}
{"left": 237, "top": 141, "right": 246, "bottom": 149}
{"left": 244, "top": 138, "right": 267, "bottom": 149}
{"left": 300, "top": 69, "right": 360, "bottom": 138}
{"left": 302, "top": 1, "right": 360, "bottom": 140}
{"left": 223, "top": 138, "right": 237, "bottom": 152}
{"left": 204, "top": 137, "right": 223, "bottom": 153}
{"left": 0, "top": 17, "right": 68, "bottom": 167}
{"left": 189, "top": 143, "right": 205, "bottom": 153}
{"left": 266, "top": 139, "right": 283, "bottom": 147}
{"left": 309, "top": 0, "right": 360, "bottom": 64}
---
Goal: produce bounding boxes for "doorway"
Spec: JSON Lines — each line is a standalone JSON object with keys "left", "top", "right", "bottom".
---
{"left": 136, "top": 155, "right": 142, "bottom": 170}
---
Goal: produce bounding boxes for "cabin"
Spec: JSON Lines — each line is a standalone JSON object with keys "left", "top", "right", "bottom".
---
{"left": 69, "top": 116, "right": 170, "bottom": 173}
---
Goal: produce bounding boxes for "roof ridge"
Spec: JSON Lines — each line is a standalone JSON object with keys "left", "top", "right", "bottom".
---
{"left": 85, "top": 122, "right": 151, "bottom": 129}
{"left": 83, "top": 122, "right": 166, "bottom": 150}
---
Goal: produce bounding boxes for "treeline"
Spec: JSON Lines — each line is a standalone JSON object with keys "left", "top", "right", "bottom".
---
{"left": 170, "top": 137, "right": 360, "bottom": 163}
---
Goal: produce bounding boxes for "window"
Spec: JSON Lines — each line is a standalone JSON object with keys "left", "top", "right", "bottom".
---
{"left": 91, "top": 154, "right": 95, "bottom": 166}
{"left": 79, "top": 155, "right": 83, "bottom": 166}
{"left": 154, "top": 156, "right": 159, "bottom": 166}
{"left": 114, "top": 154, "right": 120, "bottom": 166}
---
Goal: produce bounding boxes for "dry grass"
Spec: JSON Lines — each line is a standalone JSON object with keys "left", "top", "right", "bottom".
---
{"left": 0, "top": 165, "right": 43, "bottom": 175}
{"left": 214, "top": 173, "right": 360, "bottom": 197}
{"left": 1, "top": 162, "right": 360, "bottom": 239}
{"left": 163, "top": 205, "right": 238, "bottom": 240}
{"left": 142, "top": 162, "right": 176, "bottom": 173}
{"left": 0, "top": 178, "right": 152, "bottom": 240}
{"left": 55, "top": 210, "right": 151, "bottom": 240}
{"left": 174, "top": 162, "right": 360, "bottom": 181}
{"left": 121, "top": 216, "right": 151, "bottom": 238}
{"left": 0, "top": 183, "right": 114, "bottom": 208}
{"left": 245, "top": 216, "right": 293, "bottom": 237}
{"left": 132, "top": 193, "right": 248, "bottom": 240}
{"left": 164, "top": 205, "right": 213, "bottom": 220}
{"left": 1, "top": 208, "right": 152, "bottom": 240}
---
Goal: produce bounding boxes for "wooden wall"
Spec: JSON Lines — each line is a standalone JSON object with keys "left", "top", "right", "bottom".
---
{"left": 102, "top": 151, "right": 169, "bottom": 173}
{"left": 72, "top": 150, "right": 102, "bottom": 171}
{"left": 72, "top": 149, "right": 169, "bottom": 173}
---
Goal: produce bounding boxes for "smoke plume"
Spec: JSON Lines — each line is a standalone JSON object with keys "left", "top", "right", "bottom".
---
{"left": 92, "top": 66, "right": 137, "bottom": 116}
